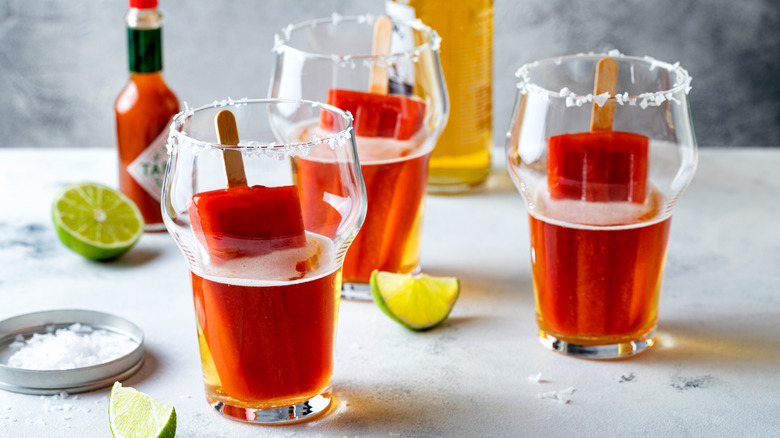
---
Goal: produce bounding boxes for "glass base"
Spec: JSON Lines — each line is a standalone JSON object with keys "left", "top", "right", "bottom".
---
{"left": 341, "top": 282, "right": 372, "bottom": 301}
{"left": 427, "top": 178, "right": 488, "bottom": 195}
{"left": 342, "top": 265, "right": 421, "bottom": 301}
{"left": 206, "top": 386, "right": 333, "bottom": 425}
{"left": 538, "top": 328, "right": 656, "bottom": 360}
{"left": 144, "top": 222, "right": 167, "bottom": 233}
{"left": 427, "top": 165, "right": 491, "bottom": 195}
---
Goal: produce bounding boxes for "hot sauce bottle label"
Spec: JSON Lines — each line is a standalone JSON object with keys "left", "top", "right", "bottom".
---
{"left": 128, "top": 28, "right": 163, "bottom": 73}
{"left": 127, "top": 125, "right": 170, "bottom": 201}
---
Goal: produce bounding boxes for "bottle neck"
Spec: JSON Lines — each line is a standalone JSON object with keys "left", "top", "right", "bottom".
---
{"left": 126, "top": 7, "right": 163, "bottom": 73}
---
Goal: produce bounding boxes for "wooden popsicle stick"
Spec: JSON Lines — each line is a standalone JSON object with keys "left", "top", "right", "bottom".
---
{"left": 215, "top": 110, "right": 247, "bottom": 188}
{"left": 368, "top": 15, "right": 393, "bottom": 95}
{"left": 589, "top": 57, "right": 618, "bottom": 132}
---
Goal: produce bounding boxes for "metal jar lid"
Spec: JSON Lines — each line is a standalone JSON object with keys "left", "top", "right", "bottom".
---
{"left": 0, "top": 309, "right": 144, "bottom": 395}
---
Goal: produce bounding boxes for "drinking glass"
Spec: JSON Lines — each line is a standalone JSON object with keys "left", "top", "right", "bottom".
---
{"left": 506, "top": 53, "right": 697, "bottom": 359}
{"left": 270, "top": 14, "right": 448, "bottom": 299}
{"left": 162, "top": 98, "right": 366, "bottom": 423}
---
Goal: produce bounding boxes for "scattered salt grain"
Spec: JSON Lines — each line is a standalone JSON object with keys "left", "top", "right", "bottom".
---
{"left": 7, "top": 323, "right": 137, "bottom": 371}
{"left": 41, "top": 392, "right": 78, "bottom": 414}
{"left": 528, "top": 372, "right": 544, "bottom": 383}
{"left": 537, "top": 386, "right": 575, "bottom": 404}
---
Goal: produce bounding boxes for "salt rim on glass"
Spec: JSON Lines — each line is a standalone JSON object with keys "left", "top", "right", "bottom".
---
{"left": 166, "top": 97, "right": 355, "bottom": 160}
{"left": 0, "top": 309, "right": 144, "bottom": 395}
{"left": 515, "top": 50, "right": 693, "bottom": 109}
{"left": 272, "top": 14, "right": 442, "bottom": 72}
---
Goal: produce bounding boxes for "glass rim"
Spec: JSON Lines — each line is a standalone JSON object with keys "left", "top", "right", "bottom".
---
{"left": 167, "top": 97, "right": 354, "bottom": 152}
{"left": 515, "top": 52, "right": 693, "bottom": 107}
{"left": 272, "top": 13, "right": 441, "bottom": 62}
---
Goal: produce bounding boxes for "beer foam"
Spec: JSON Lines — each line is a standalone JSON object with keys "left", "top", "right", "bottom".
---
{"left": 290, "top": 119, "right": 429, "bottom": 165}
{"left": 535, "top": 188, "right": 667, "bottom": 228}
{"left": 196, "top": 232, "right": 338, "bottom": 286}
{"left": 352, "top": 129, "right": 428, "bottom": 164}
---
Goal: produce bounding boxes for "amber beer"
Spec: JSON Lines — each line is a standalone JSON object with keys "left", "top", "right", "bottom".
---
{"left": 191, "top": 234, "right": 340, "bottom": 408}
{"left": 296, "top": 145, "right": 429, "bottom": 283}
{"left": 529, "top": 191, "right": 672, "bottom": 345}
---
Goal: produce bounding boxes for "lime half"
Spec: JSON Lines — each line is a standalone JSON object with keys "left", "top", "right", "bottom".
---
{"left": 52, "top": 182, "right": 144, "bottom": 260}
{"left": 370, "top": 270, "right": 460, "bottom": 331}
{"left": 109, "top": 381, "right": 176, "bottom": 438}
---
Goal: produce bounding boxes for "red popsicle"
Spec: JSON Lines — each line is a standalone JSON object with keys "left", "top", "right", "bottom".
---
{"left": 319, "top": 16, "right": 426, "bottom": 140}
{"left": 188, "top": 185, "right": 307, "bottom": 262}
{"left": 547, "top": 131, "right": 648, "bottom": 203}
{"left": 187, "top": 110, "right": 307, "bottom": 262}
{"left": 546, "top": 57, "right": 649, "bottom": 203}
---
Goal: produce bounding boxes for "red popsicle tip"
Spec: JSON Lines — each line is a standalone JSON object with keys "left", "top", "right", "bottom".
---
{"left": 321, "top": 89, "right": 425, "bottom": 140}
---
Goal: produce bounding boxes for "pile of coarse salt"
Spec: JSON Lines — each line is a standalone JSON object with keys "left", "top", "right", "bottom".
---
{"left": 7, "top": 323, "right": 137, "bottom": 371}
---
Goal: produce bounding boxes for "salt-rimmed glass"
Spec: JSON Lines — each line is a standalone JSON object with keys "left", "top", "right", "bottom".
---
{"left": 162, "top": 98, "right": 366, "bottom": 423}
{"left": 270, "top": 14, "right": 448, "bottom": 299}
{"left": 506, "top": 53, "right": 697, "bottom": 359}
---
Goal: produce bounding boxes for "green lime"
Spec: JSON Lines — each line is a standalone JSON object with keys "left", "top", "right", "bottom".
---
{"left": 109, "top": 381, "right": 176, "bottom": 438}
{"left": 370, "top": 270, "right": 460, "bottom": 331}
{"left": 52, "top": 182, "right": 144, "bottom": 261}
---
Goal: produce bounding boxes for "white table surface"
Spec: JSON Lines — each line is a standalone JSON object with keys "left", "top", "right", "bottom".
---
{"left": 0, "top": 148, "right": 779, "bottom": 437}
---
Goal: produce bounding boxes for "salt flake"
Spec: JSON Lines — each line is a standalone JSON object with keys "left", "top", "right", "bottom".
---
{"left": 528, "top": 372, "right": 544, "bottom": 383}
{"left": 593, "top": 92, "right": 610, "bottom": 107}
{"left": 537, "top": 386, "right": 575, "bottom": 404}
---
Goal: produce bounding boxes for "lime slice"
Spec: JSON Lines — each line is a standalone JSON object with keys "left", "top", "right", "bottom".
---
{"left": 370, "top": 270, "right": 460, "bottom": 331}
{"left": 109, "top": 381, "right": 176, "bottom": 438}
{"left": 52, "top": 183, "right": 144, "bottom": 260}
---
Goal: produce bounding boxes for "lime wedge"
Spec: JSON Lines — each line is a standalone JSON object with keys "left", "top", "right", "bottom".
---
{"left": 52, "top": 183, "right": 144, "bottom": 260}
{"left": 370, "top": 270, "right": 460, "bottom": 331}
{"left": 109, "top": 382, "right": 176, "bottom": 438}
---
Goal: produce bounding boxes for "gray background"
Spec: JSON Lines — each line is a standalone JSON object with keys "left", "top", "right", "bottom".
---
{"left": 0, "top": 0, "right": 778, "bottom": 149}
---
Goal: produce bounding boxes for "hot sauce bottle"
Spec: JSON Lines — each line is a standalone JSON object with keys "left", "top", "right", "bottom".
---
{"left": 115, "top": 0, "right": 179, "bottom": 231}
